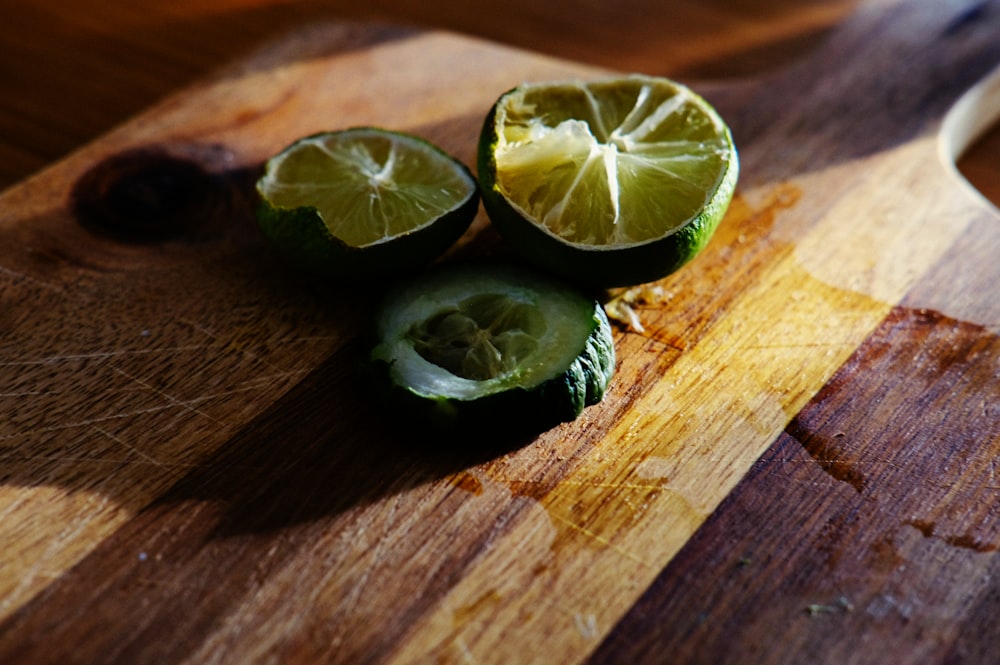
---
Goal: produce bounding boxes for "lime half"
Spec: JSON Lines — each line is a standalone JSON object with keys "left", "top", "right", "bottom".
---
{"left": 478, "top": 75, "right": 738, "bottom": 287}
{"left": 369, "top": 262, "right": 615, "bottom": 432}
{"left": 257, "top": 128, "right": 479, "bottom": 280}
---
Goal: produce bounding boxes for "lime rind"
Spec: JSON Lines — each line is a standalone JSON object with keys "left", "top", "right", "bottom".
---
{"left": 374, "top": 267, "right": 597, "bottom": 399}
{"left": 369, "top": 262, "right": 616, "bottom": 431}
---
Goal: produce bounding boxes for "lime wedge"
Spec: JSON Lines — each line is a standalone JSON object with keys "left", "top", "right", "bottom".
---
{"left": 256, "top": 128, "right": 479, "bottom": 280}
{"left": 369, "top": 262, "right": 615, "bottom": 432}
{"left": 478, "top": 75, "right": 738, "bottom": 287}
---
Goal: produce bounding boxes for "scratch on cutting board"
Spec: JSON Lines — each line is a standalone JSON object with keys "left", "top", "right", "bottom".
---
{"left": 109, "top": 365, "right": 228, "bottom": 427}
{"left": 334, "top": 493, "right": 403, "bottom": 622}
{"left": 0, "top": 452, "right": 204, "bottom": 469}
{"left": 91, "top": 424, "right": 166, "bottom": 468}
{"left": 455, "top": 636, "right": 478, "bottom": 665}
{"left": 0, "top": 335, "right": 335, "bottom": 369}
{"left": 180, "top": 319, "right": 342, "bottom": 371}
{"left": 0, "top": 344, "right": 218, "bottom": 367}
{"left": 1, "top": 405, "right": 186, "bottom": 441}
{"left": 510, "top": 478, "right": 669, "bottom": 493}
{"left": 737, "top": 341, "right": 860, "bottom": 350}
{"left": 232, "top": 368, "right": 311, "bottom": 388}
{"left": 546, "top": 512, "right": 651, "bottom": 567}
{"left": 573, "top": 612, "right": 599, "bottom": 639}
{"left": 1, "top": 372, "right": 306, "bottom": 443}
{"left": 0, "top": 264, "right": 66, "bottom": 294}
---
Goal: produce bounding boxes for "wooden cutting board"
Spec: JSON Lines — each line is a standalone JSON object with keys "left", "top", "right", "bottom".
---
{"left": 1, "top": 1, "right": 998, "bottom": 663}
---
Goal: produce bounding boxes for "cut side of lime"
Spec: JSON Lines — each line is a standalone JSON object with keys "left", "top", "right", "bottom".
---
{"left": 368, "top": 262, "right": 615, "bottom": 432}
{"left": 478, "top": 75, "right": 738, "bottom": 287}
{"left": 256, "top": 128, "right": 479, "bottom": 280}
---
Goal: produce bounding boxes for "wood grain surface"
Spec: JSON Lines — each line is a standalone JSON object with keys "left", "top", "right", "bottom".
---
{"left": 1, "top": 1, "right": 999, "bottom": 664}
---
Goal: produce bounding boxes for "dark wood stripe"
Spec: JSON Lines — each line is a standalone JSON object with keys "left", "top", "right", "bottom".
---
{"left": 588, "top": 301, "right": 1000, "bottom": 663}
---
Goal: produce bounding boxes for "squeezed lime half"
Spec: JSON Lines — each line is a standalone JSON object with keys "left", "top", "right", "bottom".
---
{"left": 257, "top": 128, "right": 479, "bottom": 280}
{"left": 478, "top": 75, "right": 738, "bottom": 287}
{"left": 369, "top": 262, "right": 615, "bottom": 432}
